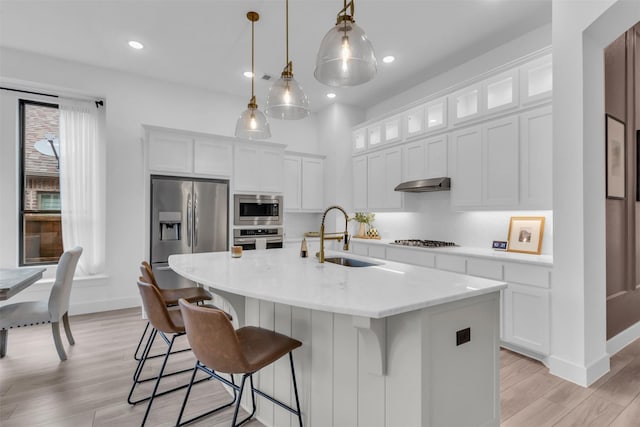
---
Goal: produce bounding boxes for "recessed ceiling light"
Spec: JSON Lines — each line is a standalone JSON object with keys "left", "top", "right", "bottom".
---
{"left": 382, "top": 55, "right": 395, "bottom": 64}
{"left": 326, "top": 93, "right": 336, "bottom": 99}
{"left": 128, "top": 40, "right": 144, "bottom": 50}
{"left": 243, "top": 71, "right": 254, "bottom": 78}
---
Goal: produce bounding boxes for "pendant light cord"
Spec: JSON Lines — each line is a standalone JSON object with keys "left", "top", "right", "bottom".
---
{"left": 251, "top": 17, "right": 255, "bottom": 101}
{"left": 286, "top": 0, "right": 289, "bottom": 65}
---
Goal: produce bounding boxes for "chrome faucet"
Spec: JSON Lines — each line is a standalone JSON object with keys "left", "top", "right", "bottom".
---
{"left": 318, "top": 205, "right": 350, "bottom": 263}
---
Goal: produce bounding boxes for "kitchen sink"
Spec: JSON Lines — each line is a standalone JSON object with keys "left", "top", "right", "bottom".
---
{"left": 324, "top": 257, "right": 380, "bottom": 268}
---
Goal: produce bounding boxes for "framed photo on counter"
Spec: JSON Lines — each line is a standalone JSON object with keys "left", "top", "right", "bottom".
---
{"left": 606, "top": 114, "right": 625, "bottom": 199}
{"left": 507, "top": 216, "right": 545, "bottom": 255}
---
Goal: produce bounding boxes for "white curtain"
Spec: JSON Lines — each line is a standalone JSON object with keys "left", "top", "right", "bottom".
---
{"left": 59, "top": 98, "right": 106, "bottom": 275}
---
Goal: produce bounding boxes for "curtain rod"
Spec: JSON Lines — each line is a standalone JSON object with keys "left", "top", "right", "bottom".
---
{"left": 0, "top": 86, "right": 104, "bottom": 108}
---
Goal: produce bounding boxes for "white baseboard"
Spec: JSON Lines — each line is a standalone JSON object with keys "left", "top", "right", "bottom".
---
{"left": 607, "top": 321, "right": 640, "bottom": 356}
{"left": 69, "top": 297, "right": 140, "bottom": 316}
{"left": 547, "top": 353, "right": 610, "bottom": 387}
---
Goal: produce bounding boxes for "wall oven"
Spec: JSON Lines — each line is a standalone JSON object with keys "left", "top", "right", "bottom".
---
{"left": 233, "top": 228, "right": 284, "bottom": 250}
{"left": 234, "top": 194, "right": 283, "bottom": 226}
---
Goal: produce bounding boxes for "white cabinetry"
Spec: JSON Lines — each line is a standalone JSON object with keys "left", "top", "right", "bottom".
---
{"left": 148, "top": 130, "right": 193, "bottom": 174}
{"left": 484, "top": 69, "right": 518, "bottom": 114}
{"left": 383, "top": 116, "right": 403, "bottom": 143}
{"left": 234, "top": 143, "right": 284, "bottom": 193}
{"left": 404, "top": 105, "right": 426, "bottom": 138}
{"left": 352, "top": 156, "right": 368, "bottom": 211}
{"left": 352, "top": 128, "right": 367, "bottom": 153}
{"left": 450, "top": 84, "right": 482, "bottom": 125}
{"left": 284, "top": 154, "right": 325, "bottom": 212}
{"left": 367, "top": 147, "right": 403, "bottom": 210}
{"left": 451, "top": 117, "right": 519, "bottom": 209}
{"left": 402, "top": 135, "right": 448, "bottom": 182}
{"left": 520, "top": 54, "right": 552, "bottom": 105}
{"left": 146, "top": 127, "right": 232, "bottom": 177}
{"left": 520, "top": 106, "right": 553, "bottom": 209}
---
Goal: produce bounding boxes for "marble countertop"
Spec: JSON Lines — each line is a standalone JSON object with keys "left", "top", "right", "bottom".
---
{"left": 169, "top": 247, "right": 506, "bottom": 319}
{"left": 348, "top": 238, "right": 553, "bottom": 267}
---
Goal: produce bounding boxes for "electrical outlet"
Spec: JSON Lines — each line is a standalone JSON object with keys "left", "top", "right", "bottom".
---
{"left": 456, "top": 327, "right": 471, "bottom": 346}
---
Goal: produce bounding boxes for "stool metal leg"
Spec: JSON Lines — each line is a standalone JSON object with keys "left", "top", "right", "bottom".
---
{"left": 133, "top": 321, "right": 150, "bottom": 361}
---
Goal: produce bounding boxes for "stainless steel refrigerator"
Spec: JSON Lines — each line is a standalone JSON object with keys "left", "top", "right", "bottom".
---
{"left": 150, "top": 175, "right": 228, "bottom": 288}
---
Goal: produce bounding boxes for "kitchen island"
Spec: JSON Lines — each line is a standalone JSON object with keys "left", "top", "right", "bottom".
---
{"left": 170, "top": 247, "right": 506, "bottom": 427}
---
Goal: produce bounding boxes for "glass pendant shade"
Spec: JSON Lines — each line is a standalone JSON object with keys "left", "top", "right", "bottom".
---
{"left": 235, "top": 105, "right": 271, "bottom": 139}
{"left": 266, "top": 73, "right": 309, "bottom": 120}
{"left": 314, "top": 18, "right": 377, "bottom": 87}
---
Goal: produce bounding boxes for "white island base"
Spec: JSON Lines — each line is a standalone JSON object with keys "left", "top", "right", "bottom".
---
{"left": 208, "top": 290, "right": 500, "bottom": 427}
{"left": 170, "top": 249, "right": 503, "bottom": 427}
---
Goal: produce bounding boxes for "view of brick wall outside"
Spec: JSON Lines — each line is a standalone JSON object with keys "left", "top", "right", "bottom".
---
{"left": 23, "top": 102, "right": 62, "bottom": 263}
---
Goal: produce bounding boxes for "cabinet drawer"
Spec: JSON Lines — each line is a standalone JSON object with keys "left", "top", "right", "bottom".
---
{"left": 504, "top": 263, "right": 550, "bottom": 288}
{"left": 386, "top": 247, "right": 435, "bottom": 268}
{"left": 467, "top": 259, "right": 503, "bottom": 280}
{"left": 368, "top": 245, "right": 386, "bottom": 259}
{"left": 350, "top": 243, "right": 369, "bottom": 257}
{"left": 435, "top": 255, "right": 466, "bottom": 273}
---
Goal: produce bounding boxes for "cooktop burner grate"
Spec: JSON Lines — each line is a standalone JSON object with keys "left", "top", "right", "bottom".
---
{"left": 391, "top": 239, "right": 457, "bottom": 248}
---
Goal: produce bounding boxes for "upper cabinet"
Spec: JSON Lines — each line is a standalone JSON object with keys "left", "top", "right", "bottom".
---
{"left": 404, "top": 105, "right": 426, "bottom": 138}
{"left": 402, "top": 135, "right": 448, "bottom": 182}
{"left": 234, "top": 142, "right": 285, "bottom": 193}
{"left": 520, "top": 54, "right": 552, "bottom": 105}
{"left": 352, "top": 127, "right": 367, "bottom": 153}
{"left": 146, "top": 127, "right": 232, "bottom": 178}
{"left": 383, "top": 115, "right": 403, "bottom": 144}
{"left": 450, "top": 83, "right": 482, "bottom": 125}
{"left": 284, "top": 153, "right": 325, "bottom": 212}
{"left": 425, "top": 97, "right": 447, "bottom": 132}
{"left": 484, "top": 69, "right": 519, "bottom": 114}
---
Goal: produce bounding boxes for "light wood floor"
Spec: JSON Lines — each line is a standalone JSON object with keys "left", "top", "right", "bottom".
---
{"left": 0, "top": 308, "right": 639, "bottom": 426}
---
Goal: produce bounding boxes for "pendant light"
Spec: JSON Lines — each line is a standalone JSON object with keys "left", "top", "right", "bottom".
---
{"left": 314, "top": 0, "right": 377, "bottom": 87}
{"left": 266, "top": 0, "right": 309, "bottom": 120}
{"left": 235, "top": 11, "right": 271, "bottom": 140}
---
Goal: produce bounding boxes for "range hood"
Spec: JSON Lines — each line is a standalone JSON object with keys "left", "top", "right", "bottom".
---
{"left": 394, "top": 177, "right": 451, "bottom": 193}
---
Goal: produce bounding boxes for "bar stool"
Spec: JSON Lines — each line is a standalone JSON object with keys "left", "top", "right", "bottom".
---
{"left": 133, "top": 261, "right": 213, "bottom": 361}
{"left": 176, "top": 299, "right": 303, "bottom": 427}
{"left": 130, "top": 280, "right": 213, "bottom": 426}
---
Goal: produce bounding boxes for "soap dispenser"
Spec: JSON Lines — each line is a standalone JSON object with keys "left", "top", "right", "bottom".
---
{"left": 300, "top": 238, "right": 308, "bottom": 258}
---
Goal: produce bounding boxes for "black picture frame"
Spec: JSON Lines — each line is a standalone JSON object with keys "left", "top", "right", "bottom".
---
{"left": 605, "top": 114, "right": 626, "bottom": 199}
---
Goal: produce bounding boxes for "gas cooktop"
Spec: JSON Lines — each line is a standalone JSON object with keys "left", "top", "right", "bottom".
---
{"left": 391, "top": 239, "right": 457, "bottom": 248}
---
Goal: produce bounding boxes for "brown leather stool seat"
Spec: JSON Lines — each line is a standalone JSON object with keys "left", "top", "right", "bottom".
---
{"left": 133, "top": 261, "right": 213, "bottom": 362}
{"left": 177, "top": 300, "right": 303, "bottom": 427}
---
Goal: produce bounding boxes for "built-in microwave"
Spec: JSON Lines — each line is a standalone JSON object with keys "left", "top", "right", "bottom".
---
{"left": 234, "top": 194, "right": 283, "bottom": 226}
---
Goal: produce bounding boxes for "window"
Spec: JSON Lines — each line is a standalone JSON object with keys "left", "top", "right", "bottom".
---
{"left": 19, "top": 100, "right": 63, "bottom": 265}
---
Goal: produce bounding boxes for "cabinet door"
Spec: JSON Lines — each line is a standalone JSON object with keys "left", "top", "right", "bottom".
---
{"left": 450, "top": 127, "right": 482, "bottom": 208}
{"left": 484, "top": 69, "right": 518, "bottom": 114}
{"left": 261, "top": 148, "right": 284, "bottom": 193}
{"left": 233, "top": 145, "right": 260, "bottom": 191}
{"left": 403, "top": 140, "right": 426, "bottom": 182}
{"left": 405, "top": 105, "right": 426, "bottom": 138}
{"left": 284, "top": 156, "right": 302, "bottom": 210}
{"left": 520, "top": 54, "right": 552, "bottom": 105}
{"left": 450, "top": 84, "right": 482, "bottom": 125}
{"left": 148, "top": 131, "right": 193, "bottom": 173}
{"left": 425, "top": 135, "right": 448, "bottom": 178}
{"left": 426, "top": 97, "right": 447, "bottom": 132}
{"left": 520, "top": 106, "right": 552, "bottom": 209}
{"left": 482, "top": 117, "right": 519, "bottom": 206}
{"left": 352, "top": 156, "right": 368, "bottom": 211}
{"left": 193, "top": 138, "right": 232, "bottom": 177}
{"left": 367, "top": 152, "right": 385, "bottom": 210}
{"left": 384, "top": 147, "right": 403, "bottom": 209}
{"left": 503, "top": 284, "right": 550, "bottom": 355}
{"left": 383, "top": 116, "right": 403, "bottom": 143}
{"left": 368, "top": 124, "right": 383, "bottom": 148}
{"left": 302, "top": 157, "right": 324, "bottom": 211}
{"left": 352, "top": 128, "right": 367, "bottom": 153}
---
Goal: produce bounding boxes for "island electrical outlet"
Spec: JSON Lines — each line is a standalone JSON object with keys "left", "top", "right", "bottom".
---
{"left": 456, "top": 327, "right": 471, "bottom": 346}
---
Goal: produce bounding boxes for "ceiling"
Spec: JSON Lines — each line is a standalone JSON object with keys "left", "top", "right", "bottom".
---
{"left": 0, "top": 0, "right": 551, "bottom": 112}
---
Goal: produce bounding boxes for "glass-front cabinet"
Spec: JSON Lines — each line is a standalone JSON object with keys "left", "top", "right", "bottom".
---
{"left": 404, "top": 105, "right": 425, "bottom": 138}
{"left": 383, "top": 116, "right": 403, "bottom": 143}
{"left": 426, "top": 97, "right": 447, "bottom": 131}
{"left": 484, "top": 69, "right": 518, "bottom": 113}
{"left": 520, "top": 54, "right": 552, "bottom": 105}
{"left": 367, "top": 124, "right": 383, "bottom": 147}
{"left": 450, "top": 84, "right": 482, "bottom": 125}
{"left": 352, "top": 127, "right": 367, "bottom": 153}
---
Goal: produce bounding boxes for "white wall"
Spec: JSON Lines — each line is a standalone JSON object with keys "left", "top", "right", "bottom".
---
{"left": 550, "top": 0, "right": 640, "bottom": 386}
{"left": 0, "top": 47, "right": 319, "bottom": 314}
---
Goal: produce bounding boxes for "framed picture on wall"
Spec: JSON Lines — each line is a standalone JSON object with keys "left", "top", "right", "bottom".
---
{"left": 606, "top": 114, "right": 626, "bottom": 199}
{"left": 507, "top": 216, "right": 545, "bottom": 255}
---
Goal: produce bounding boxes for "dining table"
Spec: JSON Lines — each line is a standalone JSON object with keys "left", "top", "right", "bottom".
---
{"left": 0, "top": 268, "right": 46, "bottom": 301}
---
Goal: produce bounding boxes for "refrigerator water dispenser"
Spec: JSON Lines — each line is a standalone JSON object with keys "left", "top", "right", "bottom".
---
{"left": 159, "top": 211, "right": 182, "bottom": 241}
